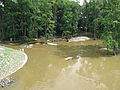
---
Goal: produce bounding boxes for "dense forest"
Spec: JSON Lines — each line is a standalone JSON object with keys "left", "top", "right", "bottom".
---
{"left": 0, "top": 0, "right": 120, "bottom": 54}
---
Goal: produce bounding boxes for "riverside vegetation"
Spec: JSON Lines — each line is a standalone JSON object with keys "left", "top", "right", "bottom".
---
{"left": 0, "top": 0, "right": 120, "bottom": 54}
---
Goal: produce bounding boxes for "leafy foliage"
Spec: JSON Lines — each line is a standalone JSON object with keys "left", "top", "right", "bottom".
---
{"left": 0, "top": 0, "right": 120, "bottom": 54}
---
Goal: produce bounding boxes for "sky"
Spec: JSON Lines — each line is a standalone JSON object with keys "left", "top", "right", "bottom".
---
{"left": 70, "top": 0, "right": 89, "bottom": 5}
{"left": 0, "top": 0, "right": 89, "bottom": 7}
{"left": 12, "top": 0, "right": 17, "bottom": 3}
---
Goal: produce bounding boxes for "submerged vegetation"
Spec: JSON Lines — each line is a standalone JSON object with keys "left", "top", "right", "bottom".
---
{"left": 0, "top": 0, "right": 120, "bottom": 54}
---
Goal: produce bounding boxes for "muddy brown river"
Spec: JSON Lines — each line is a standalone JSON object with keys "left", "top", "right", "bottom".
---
{"left": 1, "top": 40, "right": 120, "bottom": 90}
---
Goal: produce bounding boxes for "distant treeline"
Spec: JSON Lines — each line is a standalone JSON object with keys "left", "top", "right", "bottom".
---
{"left": 0, "top": 0, "right": 120, "bottom": 53}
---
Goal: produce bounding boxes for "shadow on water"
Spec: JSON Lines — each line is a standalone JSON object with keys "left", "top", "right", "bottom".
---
{"left": 56, "top": 45, "right": 113, "bottom": 58}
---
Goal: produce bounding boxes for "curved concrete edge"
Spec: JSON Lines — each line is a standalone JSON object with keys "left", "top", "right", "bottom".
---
{"left": 18, "top": 52, "right": 28, "bottom": 71}
{"left": 0, "top": 52, "right": 28, "bottom": 80}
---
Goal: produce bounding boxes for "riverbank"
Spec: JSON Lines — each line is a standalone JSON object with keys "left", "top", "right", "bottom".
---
{"left": 2, "top": 39, "right": 120, "bottom": 90}
{"left": 1, "top": 36, "right": 119, "bottom": 56}
{"left": 0, "top": 46, "right": 28, "bottom": 80}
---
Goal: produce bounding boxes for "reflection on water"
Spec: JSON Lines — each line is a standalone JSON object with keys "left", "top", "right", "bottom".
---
{"left": 2, "top": 40, "right": 120, "bottom": 90}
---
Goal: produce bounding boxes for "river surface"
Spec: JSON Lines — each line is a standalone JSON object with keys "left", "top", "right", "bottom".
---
{"left": 1, "top": 40, "right": 120, "bottom": 90}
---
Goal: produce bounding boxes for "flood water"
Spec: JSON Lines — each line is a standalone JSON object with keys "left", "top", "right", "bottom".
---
{"left": 1, "top": 40, "right": 120, "bottom": 90}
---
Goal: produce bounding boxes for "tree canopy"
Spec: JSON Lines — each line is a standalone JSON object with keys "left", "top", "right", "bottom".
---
{"left": 0, "top": 0, "right": 120, "bottom": 54}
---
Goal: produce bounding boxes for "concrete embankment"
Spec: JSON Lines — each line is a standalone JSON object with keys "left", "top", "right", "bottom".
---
{"left": 0, "top": 46, "right": 28, "bottom": 80}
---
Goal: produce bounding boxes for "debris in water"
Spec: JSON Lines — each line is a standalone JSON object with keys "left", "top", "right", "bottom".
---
{"left": 29, "top": 44, "right": 33, "bottom": 47}
{"left": 19, "top": 48, "right": 24, "bottom": 52}
{"left": 76, "top": 55, "right": 81, "bottom": 58}
{"left": 0, "top": 77, "right": 16, "bottom": 88}
{"left": 84, "top": 60, "right": 88, "bottom": 64}
{"left": 69, "top": 36, "right": 90, "bottom": 42}
{"left": 47, "top": 43, "right": 58, "bottom": 46}
{"left": 48, "top": 64, "right": 53, "bottom": 68}
{"left": 65, "top": 57, "right": 73, "bottom": 61}
{"left": 99, "top": 48, "right": 107, "bottom": 51}
{"left": 0, "top": 48, "right": 4, "bottom": 50}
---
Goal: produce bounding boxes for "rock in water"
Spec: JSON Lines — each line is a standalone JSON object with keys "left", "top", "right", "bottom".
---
{"left": 65, "top": 57, "right": 73, "bottom": 61}
{"left": 47, "top": 43, "right": 58, "bottom": 46}
{"left": 19, "top": 48, "right": 24, "bottom": 52}
{"left": 48, "top": 64, "right": 53, "bottom": 68}
{"left": 0, "top": 48, "right": 4, "bottom": 50}
{"left": 69, "top": 36, "right": 90, "bottom": 42}
{"left": 0, "top": 77, "right": 16, "bottom": 88}
{"left": 99, "top": 48, "right": 107, "bottom": 51}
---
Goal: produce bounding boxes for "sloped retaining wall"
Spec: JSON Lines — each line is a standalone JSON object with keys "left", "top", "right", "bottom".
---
{"left": 0, "top": 46, "right": 28, "bottom": 80}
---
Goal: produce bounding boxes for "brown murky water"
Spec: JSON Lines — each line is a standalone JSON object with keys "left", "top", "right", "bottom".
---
{"left": 1, "top": 40, "right": 120, "bottom": 90}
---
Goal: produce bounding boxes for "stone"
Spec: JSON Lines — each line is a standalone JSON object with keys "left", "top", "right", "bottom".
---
{"left": 48, "top": 64, "right": 53, "bottom": 68}
{"left": 0, "top": 48, "right": 4, "bottom": 50}
{"left": 0, "top": 77, "right": 16, "bottom": 88}
{"left": 19, "top": 48, "right": 24, "bottom": 52}
{"left": 65, "top": 57, "right": 73, "bottom": 61}
{"left": 69, "top": 36, "right": 90, "bottom": 42}
{"left": 47, "top": 43, "right": 58, "bottom": 46}
{"left": 99, "top": 48, "right": 107, "bottom": 51}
